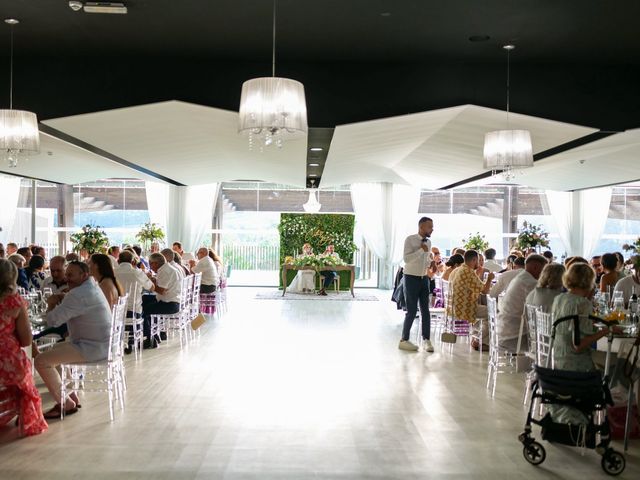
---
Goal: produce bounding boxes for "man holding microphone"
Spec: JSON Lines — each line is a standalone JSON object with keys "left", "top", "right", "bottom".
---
{"left": 399, "top": 217, "right": 434, "bottom": 352}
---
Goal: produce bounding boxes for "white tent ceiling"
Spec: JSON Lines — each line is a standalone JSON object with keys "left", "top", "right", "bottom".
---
{"left": 42, "top": 101, "right": 308, "bottom": 187}
{"left": 3, "top": 101, "right": 637, "bottom": 192}
{"left": 493, "top": 129, "right": 640, "bottom": 191}
{"left": 0, "top": 131, "right": 158, "bottom": 184}
{"left": 320, "top": 104, "right": 598, "bottom": 189}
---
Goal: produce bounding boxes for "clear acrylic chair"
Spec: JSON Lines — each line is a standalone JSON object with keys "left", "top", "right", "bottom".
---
{"left": 522, "top": 304, "right": 540, "bottom": 405}
{"left": 486, "top": 296, "right": 518, "bottom": 396}
{"left": 151, "top": 275, "right": 192, "bottom": 348}
{"left": 60, "top": 299, "right": 127, "bottom": 421}
{"left": 124, "top": 284, "right": 145, "bottom": 360}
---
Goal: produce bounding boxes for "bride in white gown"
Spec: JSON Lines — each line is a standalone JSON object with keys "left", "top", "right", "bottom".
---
{"left": 288, "top": 243, "right": 317, "bottom": 293}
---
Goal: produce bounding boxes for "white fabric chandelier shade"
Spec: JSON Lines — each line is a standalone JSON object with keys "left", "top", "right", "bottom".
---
{"left": 483, "top": 129, "right": 533, "bottom": 169}
{"left": 303, "top": 189, "right": 321, "bottom": 213}
{"left": 238, "top": 77, "right": 307, "bottom": 148}
{"left": 0, "top": 109, "right": 40, "bottom": 167}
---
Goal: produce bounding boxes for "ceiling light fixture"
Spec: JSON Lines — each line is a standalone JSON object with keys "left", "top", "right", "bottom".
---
{"left": 238, "top": 0, "right": 307, "bottom": 150}
{"left": 83, "top": 2, "right": 128, "bottom": 14}
{"left": 0, "top": 19, "right": 39, "bottom": 168}
{"left": 309, "top": 147, "right": 323, "bottom": 151}
{"left": 303, "top": 180, "right": 321, "bottom": 213}
{"left": 483, "top": 45, "right": 533, "bottom": 181}
{"left": 308, "top": 163, "right": 320, "bottom": 167}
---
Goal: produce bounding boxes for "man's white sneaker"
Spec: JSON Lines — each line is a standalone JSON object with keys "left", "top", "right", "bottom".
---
{"left": 398, "top": 340, "right": 419, "bottom": 352}
{"left": 423, "top": 339, "right": 434, "bottom": 352}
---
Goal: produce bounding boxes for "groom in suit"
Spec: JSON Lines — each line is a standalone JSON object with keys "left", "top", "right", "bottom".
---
{"left": 318, "top": 244, "right": 339, "bottom": 296}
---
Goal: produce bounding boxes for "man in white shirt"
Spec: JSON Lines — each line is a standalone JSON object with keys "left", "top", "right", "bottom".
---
{"left": 189, "top": 247, "right": 219, "bottom": 293}
{"left": 41, "top": 255, "right": 68, "bottom": 294}
{"left": 490, "top": 257, "right": 525, "bottom": 298}
{"left": 173, "top": 241, "right": 195, "bottom": 265}
{"left": 496, "top": 255, "right": 547, "bottom": 351}
{"left": 613, "top": 261, "right": 640, "bottom": 307}
{"left": 161, "top": 248, "right": 185, "bottom": 280}
{"left": 141, "top": 253, "right": 181, "bottom": 348}
{"left": 115, "top": 250, "right": 156, "bottom": 354}
{"left": 399, "top": 217, "right": 435, "bottom": 353}
{"left": 484, "top": 248, "right": 503, "bottom": 273}
{"left": 35, "top": 261, "right": 112, "bottom": 417}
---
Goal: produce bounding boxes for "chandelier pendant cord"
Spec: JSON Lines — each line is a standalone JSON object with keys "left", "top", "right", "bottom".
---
{"left": 272, "top": 0, "right": 276, "bottom": 78}
{"left": 9, "top": 23, "right": 13, "bottom": 109}
{"left": 506, "top": 46, "right": 510, "bottom": 130}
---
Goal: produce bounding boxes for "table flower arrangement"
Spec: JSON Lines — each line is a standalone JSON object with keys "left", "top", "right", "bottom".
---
{"left": 289, "top": 253, "right": 346, "bottom": 268}
{"left": 515, "top": 221, "right": 550, "bottom": 250}
{"left": 70, "top": 224, "right": 110, "bottom": 255}
{"left": 136, "top": 222, "right": 165, "bottom": 251}
{"left": 462, "top": 232, "right": 489, "bottom": 252}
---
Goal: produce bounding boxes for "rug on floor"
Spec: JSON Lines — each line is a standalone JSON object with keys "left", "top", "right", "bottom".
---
{"left": 255, "top": 291, "right": 379, "bottom": 301}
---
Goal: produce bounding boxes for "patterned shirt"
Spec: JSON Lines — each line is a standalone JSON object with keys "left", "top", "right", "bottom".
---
{"left": 448, "top": 264, "right": 484, "bottom": 322}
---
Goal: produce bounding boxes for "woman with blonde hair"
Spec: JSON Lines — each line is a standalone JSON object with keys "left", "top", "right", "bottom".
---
{"left": 0, "top": 259, "right": 48, "bottom": 435}
{"left": 525, "top": 263, "right": 565, "bottom": 312}
{"left": 551, "top": 263, "right": 617, "bottom": 371}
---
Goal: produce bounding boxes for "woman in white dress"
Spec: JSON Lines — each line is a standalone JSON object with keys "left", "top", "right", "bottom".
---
{"left": 288, "top": 243, "right": 316, "bottom": 293}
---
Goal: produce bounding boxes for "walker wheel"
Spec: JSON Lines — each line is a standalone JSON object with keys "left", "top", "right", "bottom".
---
{"left": 601, "top": 449, "right": 625, "bottom": 476}
{"left": 523, "top": 441, "right": 546, "bottom": 466}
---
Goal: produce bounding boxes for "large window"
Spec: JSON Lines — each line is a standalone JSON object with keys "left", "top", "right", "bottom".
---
{"left": 595, "top": 185, "right": 640, "bottom": 256}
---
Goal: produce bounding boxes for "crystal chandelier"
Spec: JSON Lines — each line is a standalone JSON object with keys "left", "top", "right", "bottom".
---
{"left": 238, "top": 0, "right": 307, "bottom": 149}
{"left": 483, "top": 45, "right": 533, "bottom": 181}
{"left": 303, "top": 189, "right": 321, "bottom": 213}
{"left": 303, "top": 180, "right": 321, "bottom": 213}
{"left": 0, "top": 19, "right": 40, "bottom": 168}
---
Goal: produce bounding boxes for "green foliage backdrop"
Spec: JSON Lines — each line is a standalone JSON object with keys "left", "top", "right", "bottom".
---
{"left": 278, "top": 213, "right": 357, "bottom": 289}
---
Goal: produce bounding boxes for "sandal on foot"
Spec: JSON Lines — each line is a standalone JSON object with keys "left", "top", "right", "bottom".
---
{"left": 44, "top": 404, "right": 78, "bottom": 419}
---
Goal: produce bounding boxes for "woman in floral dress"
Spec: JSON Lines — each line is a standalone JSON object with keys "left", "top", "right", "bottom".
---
{"left": 0, "top": 259, "right": 48, "bottom": 436}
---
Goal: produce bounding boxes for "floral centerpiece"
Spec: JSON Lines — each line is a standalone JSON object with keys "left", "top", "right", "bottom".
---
{"left": 135, "top": 222, "right": 165, "bottom": 251}
{"left": 290, "top": 253, "right": 347, "bottom": 268}
{"left": 70, "top": 224, "right": 110, "bottom": 255}
{"left": 515, "top": 221, "right": 550, "bottom": 250}
{"left": 462, "top": 232, "right": 489, "bottom": 252}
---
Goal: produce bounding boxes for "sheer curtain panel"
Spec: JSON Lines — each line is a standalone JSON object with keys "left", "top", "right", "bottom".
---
{"left": 580, "top": 187, "right": 612, "bottom": 258}
{"left": 0, "top": 175, "right": 21, "bottom": 244}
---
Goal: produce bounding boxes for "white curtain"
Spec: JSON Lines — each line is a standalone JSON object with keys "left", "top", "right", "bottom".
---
{"left": 145, "top": 181, "right": 219, "bottom": 253}
{"left": 546, "top": 187, "right": 612, "bottom": 258}
{"left": 351, "top": 182, "right": 420, "bottom": 289}
{"left": 545, "top": 190, "right": 576, "bottom": 256}
{"left": 580, "top": 187, "right": 612, "bottom": 258}
{"left": 145, "top": 181, "right": 170, "bottom": 234}
{"left": 350, "top": 183, "right": 387, "bottom": 260}
{"left": 182, "top": 183, "right": 220, "bottom": 253}
{"left": 0, "top": 175, "right": 22, "bottom": 245}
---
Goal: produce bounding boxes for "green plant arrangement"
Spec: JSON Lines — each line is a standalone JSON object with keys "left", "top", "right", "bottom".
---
{"left": 135, "top": 222, "right": 165, "bottom": 251}
{"left": 462, "top": 232, "right": 489, "bottom": 252}
{"left": 288, "top": 253, "right": 347, "bottom": 268}
{"left": 70, "top": 224, "right": 110, "bottom": 255}
{"left": 278, "top": 213, "right": 357, "bottom": 289}
{"left": 622, "top": 238, "right": 640, "bottom": 254}
{"left": 515, "top": 221, "right": 550, "bottom": 250}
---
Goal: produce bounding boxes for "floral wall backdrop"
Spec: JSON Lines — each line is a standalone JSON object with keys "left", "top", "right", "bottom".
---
{"left": 278, "top": 213, "right": 357, "bottom": 289}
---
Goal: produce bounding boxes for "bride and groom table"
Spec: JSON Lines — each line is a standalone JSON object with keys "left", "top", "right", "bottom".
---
{"left": 281, "top": 264, "right": 356, "bottom": 297}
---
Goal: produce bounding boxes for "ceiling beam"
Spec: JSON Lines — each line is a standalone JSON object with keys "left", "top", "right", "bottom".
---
{"left": 38, "top": 123, "right": 186, "bottom": 186}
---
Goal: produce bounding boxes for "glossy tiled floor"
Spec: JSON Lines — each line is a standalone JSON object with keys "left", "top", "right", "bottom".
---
{"left": 1, "top": 288, "right": 638, "bottom": 479}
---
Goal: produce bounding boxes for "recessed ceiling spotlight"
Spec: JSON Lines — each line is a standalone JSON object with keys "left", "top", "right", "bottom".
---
{"left": 4, "top": 18, "right": 19, "bottom": 25}
{"left": 380, "top": 12, "right": 391, "bottom": 17}
{"left": 308, "top": 163, "right": 320, "bottom": 167}
{"left": 309, "top": 147, "right": 323, "bottom": 152}
{"left": 503, "top": 44, "right": 515, "bottom": 50}
{"left": 309, "top": 174, "right": 318, "bottom": 177}
{"left": 468, "top": 35, "right": 490, "bottom": 42}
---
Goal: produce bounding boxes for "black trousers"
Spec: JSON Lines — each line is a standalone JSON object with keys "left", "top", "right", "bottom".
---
{"left": 200, "top": 284, "right": 216, "bottom": 294}
{"left": 141, "top": 295, "right": 180, "bottom": 339}
{"left": 401, "top": 274, "right": 431, "bottom": 341}
{"left": 322, "top": 270, "right": 337, "bottom": 288}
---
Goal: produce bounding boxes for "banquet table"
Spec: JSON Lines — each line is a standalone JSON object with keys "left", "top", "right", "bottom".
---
{"left": 281, "top": 264, "right": 356, "bottom": 297}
